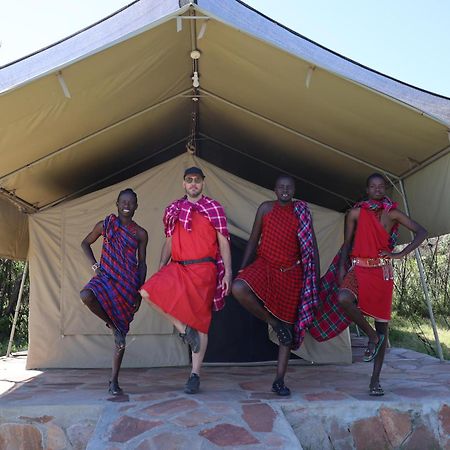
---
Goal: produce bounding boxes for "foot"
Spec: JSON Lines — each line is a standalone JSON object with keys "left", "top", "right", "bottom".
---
{"left": 184, "top": 373, "right": 200, "bottom": 394}
{"left": 369, "top": 383, "right": 384, "bottom": 396}
{"left": 108, "top": 380, "right": 124, "bottom": 396}
{"left": 272, "top": 322, "right": 293, "bottom": 346}
{"left": 363, "top": 334, "right": 385, "bottom": 362}
{"left": 113, "top": 327, "right": 126, "bottom": 350}
{"left": 179, "top": 326, "right": 200, "bottom": 353}
{"left": 272, "top": 379, "right": 291, "bottom": 396}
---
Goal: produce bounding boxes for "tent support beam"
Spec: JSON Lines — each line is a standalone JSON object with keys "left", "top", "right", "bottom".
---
{"left": 202, "top": 89, "right": 400, "bottom": 180}
{"left": 0, "top": 188, "right": 37, "bottom": 213}
{"left": 399, "top": 180, "right": 444, "bottom": 361}
{"left": 399, "top": 145, "right": 450, "bottom": 181}
{"left": 0, "top": 89, "right": 192, "bottom": 185}
{"left": 39, "top": 136, "right": 189, "bottom": 212}
{"left": 200, "top": 133, "right": 355, "bottom": 204}
{"left": 6, "top": 261, "right": 28, "bottom": 358}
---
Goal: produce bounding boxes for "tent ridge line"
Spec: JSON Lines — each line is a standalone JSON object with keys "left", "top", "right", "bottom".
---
{"left": 201, "top": 89, "right": 399, "bottom": 180}
{"left": 38, "top": 136, "right": 190, "bottom": 212}
{"left": 399, "top": 144, "right": 450, "bottom": 181}
{"left": 200, "top": 133, "right": 355, "bottom": 205}
{"left": 0, "top": 89, "right": 192, "bottom": 184}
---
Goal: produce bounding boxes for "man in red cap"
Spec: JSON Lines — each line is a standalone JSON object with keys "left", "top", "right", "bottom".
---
{"left": 140, "top": 167, "right": 232, "bottom": 394}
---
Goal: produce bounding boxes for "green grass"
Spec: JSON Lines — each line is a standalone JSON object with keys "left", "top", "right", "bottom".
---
{"left": 387, "top": 315, "right": 450, "bottom": 360}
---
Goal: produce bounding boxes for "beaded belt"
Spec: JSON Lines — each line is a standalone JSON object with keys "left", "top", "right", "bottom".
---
{"left": 351, "top": 257, "right": 393, "bottom": 280}
{"left": 173, "top": 257, "right": 216, "bottom": 266}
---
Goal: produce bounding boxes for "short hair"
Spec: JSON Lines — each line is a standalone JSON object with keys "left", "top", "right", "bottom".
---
{"left": 275, "top": 174, "right": 295, "bottom": 185}
{"left": 366, "top": 173, "right": 387, "bottom": 186}
{"left": 117, "top": 188, "right": 137, "bottom": 202}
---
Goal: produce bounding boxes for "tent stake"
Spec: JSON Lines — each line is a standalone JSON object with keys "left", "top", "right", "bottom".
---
{"left": 6, "top": 261, "right": 28, "bottom": 358}
{"left": 399, "top": 180, "right": 444, "bottom": 361}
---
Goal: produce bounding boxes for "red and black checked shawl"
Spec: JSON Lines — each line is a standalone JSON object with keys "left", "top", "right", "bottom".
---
{"left": 164, "top": 195, "right": 230, "bottom": 311}
{"left": 84, "top": 214, "right": 140, "bottom": 334}
{"left": 308, "top": 197, "right": 399, "bottom": 341}
{"left": 293, "top": 201, "right": 320, "bottom": 349}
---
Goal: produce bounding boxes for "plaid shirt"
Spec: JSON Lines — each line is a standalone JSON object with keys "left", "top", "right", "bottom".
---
{"left": 293, "top": 200, "right": 320, "bottom": 349}
{"left": 164, "top": 195, "right": 230, "bottom": 311}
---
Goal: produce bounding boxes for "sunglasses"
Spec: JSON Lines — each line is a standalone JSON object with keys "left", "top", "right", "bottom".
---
{"left": 184, "top": 176, "right": 203, "bottom": 184}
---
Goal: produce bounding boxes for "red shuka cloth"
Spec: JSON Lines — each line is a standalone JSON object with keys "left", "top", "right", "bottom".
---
{"left": 141, "top": 212, "right": 218, "bottom": 333}
{"left": 343, "top": 208, "right": 394, "bottom": 321}
{"left": 236, "top": 202, "right": 303, "bottom": 324}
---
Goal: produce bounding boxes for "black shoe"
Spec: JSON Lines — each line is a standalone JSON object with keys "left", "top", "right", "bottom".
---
{"left": 179, "top": 326, "right": 200, "bottom": 353}
{"left": 272, "top": 380, "right": 291, "bottom": 396}
{"left": 184, "top": 373, "right": 200, "bottom": 394}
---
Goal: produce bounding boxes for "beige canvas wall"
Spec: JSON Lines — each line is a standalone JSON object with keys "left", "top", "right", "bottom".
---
{"left": 27, "top": 153, "right": 349, "bottom": 369}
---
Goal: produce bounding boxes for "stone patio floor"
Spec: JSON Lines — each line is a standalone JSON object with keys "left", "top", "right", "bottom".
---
{"left": 1, "top": 341, "right": 450, "bottom": 449}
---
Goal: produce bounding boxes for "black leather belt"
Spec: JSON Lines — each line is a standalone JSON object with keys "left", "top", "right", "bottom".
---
{"left": 173, "top": 257, "right": 216, "bottom": 266}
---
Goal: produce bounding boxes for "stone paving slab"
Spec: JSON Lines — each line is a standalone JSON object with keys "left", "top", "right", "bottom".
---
{"left": 1, "top": 346, "right": 450, "bottom": 449}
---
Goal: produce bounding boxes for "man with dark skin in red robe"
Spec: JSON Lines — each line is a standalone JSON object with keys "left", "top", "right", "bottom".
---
{"left": 338, "top": 173, "right": 427, "bottom": 396}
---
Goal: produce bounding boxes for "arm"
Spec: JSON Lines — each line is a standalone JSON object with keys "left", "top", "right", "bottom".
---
{"left": 159, "top": 236, "right": 172, "bottom": 269}
{"left": 136, "top": 227, "right": 148, "bottom": 285}
{"left": 338, "top": 208, "right": 359, "bottom": 285}
{"left": 134, "top": 227, "right": 148, "bottom": 312}
{"left": 217, "top": 231, "right": 232, "bottom": 295}
{"left": 239, "top": 202, "right": 270, "bottom": 271}
{"left": 81, "top": 221, "right": 103, "bottom": 276}
{"left": 380, "top": 210, "right": 428, "bottom": 259}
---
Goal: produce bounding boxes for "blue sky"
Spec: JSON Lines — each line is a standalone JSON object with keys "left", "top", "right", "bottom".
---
{"left": 1, "top": 0, "right": 449, "bottom": 97}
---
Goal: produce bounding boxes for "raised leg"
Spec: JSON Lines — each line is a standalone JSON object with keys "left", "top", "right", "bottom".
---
{"left": 337, "top": 289, "right": 378, "bottom": 344}
{"left": 80, "top": 289, "right": 113, "bottom": 327}
{"left": 232, "top": 280, "right": 278, "bottom": 325}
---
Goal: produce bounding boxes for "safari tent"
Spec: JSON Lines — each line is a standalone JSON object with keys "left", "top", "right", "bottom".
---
{"left": 1, "top": 0, "right": 449, "bottom": 368}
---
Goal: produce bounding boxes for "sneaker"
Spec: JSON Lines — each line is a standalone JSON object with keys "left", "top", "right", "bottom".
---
{"left": 184, "top": 373, "right": 200, "bottom": 394}
{"left": 179, "top": 326, "right": 200, "bottom": 353}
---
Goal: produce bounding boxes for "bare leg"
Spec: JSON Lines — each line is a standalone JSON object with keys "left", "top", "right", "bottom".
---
{"left": 337, "top": 289, "right": 379, "bottom": 344}
{"left": 275, "top": 343, "right": 291, "bottom": 383}
{"left": 110, "top": 345, "right": 125, "bottom": 394}
{"left": 140, "top": 290, "right": 186, "bottom": 333}
{"left": 370, "top": 321, "right": 389, "bottom": 389}
{"left": 80, "top": 289, "right": 114, "bottom": 327}
{"left": 191, "top": 332, "right": 208, "bottom": 376}
{"left": 232, "top": 280, "right": 280, "bottom": 328}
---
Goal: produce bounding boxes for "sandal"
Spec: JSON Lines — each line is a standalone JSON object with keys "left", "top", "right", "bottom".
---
{"left": 179, "top": 325, "right": 200, "bottom": 353}
{"left": 363, "top": 334, "right": 385, "bottom": 362}
{"left": 108, "top": 380, "right": 124, "bottom": 396}
{"left": 272, "top": 322, "right": 293, "bottom": 346}
{"left": 369, "top": 383, "right": 384, "bottom": 396}
{"left": 272, "top": 380, "right": 291, "bottom": 396}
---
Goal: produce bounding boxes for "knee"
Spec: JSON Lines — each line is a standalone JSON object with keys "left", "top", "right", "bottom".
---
{"left": 80, "top": 289, "right": 94, "bottom": 306}
{"left": 337, "top": 290, "right": 354, "bottom": 309}
{"left": 231, "top": 280, "right": 246, "bottom": 301}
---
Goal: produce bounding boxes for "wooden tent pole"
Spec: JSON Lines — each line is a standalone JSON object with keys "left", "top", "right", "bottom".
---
{"left": 6, "top": 261, "right": 28, "bottom": 358}
{"left": 399, "top": 180, "right": 444, "bottom": 361}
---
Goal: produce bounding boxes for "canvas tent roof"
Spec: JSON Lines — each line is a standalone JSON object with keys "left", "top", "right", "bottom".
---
{"left": 1, "top": 0, "right": 450, "bottom": 261}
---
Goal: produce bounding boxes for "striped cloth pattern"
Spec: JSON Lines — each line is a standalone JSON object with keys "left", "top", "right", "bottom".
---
{"left": 84, "top": 214, "right": 140, "bottom": 334}
{"left": 164, "top": 195, "right": 230, "bottom": 311}
{"left": 292, "top": 200, "right": 320, "bottom": 349}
